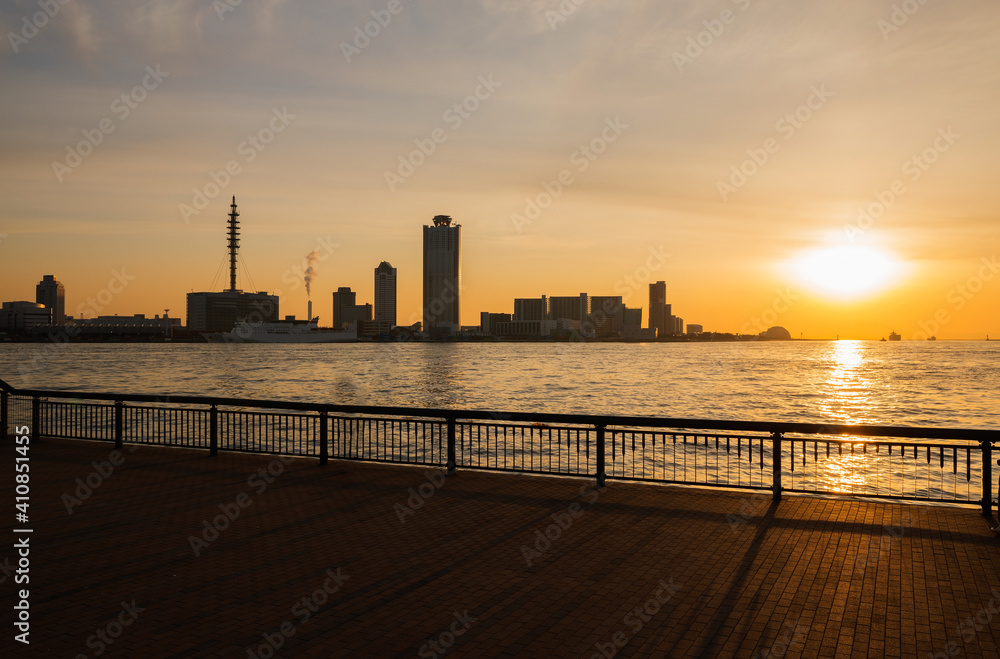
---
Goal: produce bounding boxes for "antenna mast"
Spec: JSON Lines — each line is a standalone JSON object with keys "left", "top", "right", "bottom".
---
{"left": 227, "top": 196, "right": 240, "bottom": 292}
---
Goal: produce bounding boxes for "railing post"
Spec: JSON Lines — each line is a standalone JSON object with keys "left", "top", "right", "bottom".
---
{"left": 0, "top": 391, "right": 8, "bottom": 442}
{"left": 114, "top": 401, "right": 124, "bottom": 450}
{"left": 31, "top": 396, "right": 40, "bottom": 444}
{"left": 210, "top": 404, "right": 218, "bottom": 457}
{"left": 772, "top": 431, "right": 783, "bottom": 502}
{"left": 446, "top": 417, "right": 456, "bottom": 476}
{"left": 596, "top": 424, "right": 606, "bottom": 487}
{"left": 319, "top": 411, "right": 329, "bottom": 466}
{"left": 982, "top": 438, "right": 993, "bottom": 518}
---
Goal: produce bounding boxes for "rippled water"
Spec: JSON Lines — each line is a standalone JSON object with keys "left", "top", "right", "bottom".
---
{"left": 1, "top": 340, "right": 997, "bottom": 428}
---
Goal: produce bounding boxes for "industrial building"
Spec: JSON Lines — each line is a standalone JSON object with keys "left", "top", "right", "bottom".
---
{"left": 185, "top": 197, "right": 279, "bottom": 332}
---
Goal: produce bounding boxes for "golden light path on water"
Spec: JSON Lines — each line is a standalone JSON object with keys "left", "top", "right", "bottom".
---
{"left": 818, "top": 341, "right": 877, "bottom": 493}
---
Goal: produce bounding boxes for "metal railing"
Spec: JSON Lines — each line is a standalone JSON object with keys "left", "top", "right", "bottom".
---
{"left": 1, "top": 378, "right": 996, "bottom": 518}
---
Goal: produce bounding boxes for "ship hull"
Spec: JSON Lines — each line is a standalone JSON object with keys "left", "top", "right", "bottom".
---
{"left": 205, "top": 321, "right": 357, "bottom": 343}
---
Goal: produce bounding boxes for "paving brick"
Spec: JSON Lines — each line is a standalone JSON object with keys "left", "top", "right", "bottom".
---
{"left": 7, "top": 437, "right": 1000, "bottom": 657}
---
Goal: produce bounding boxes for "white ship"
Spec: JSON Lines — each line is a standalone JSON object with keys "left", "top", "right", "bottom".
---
{"left": 209, "top": 317, "right": 357, "bottom": 343}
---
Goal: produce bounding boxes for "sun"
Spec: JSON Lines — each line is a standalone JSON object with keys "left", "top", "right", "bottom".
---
{"left": 789, "top": 245, "right": 905, "bottom": 299}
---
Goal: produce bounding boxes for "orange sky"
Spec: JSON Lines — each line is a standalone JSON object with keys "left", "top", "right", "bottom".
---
{"left": 1, "top": 1, "right": 998, "bottom": 339}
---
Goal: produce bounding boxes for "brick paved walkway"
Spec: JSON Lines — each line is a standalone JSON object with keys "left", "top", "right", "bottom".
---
{"left": 8, "top": 438, "right": 1000, "bottom": 658}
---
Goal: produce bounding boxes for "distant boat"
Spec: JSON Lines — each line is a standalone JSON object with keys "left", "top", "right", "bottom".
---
{"left": 888, "top": 331, "right": 901, "bottom": 341}
{"left": 880, "top": 337, "right": 887, "bottom": 342}
{"left": 928, "top": 336, "right": 937, "bottom": 341}
{"left": 207, "top": 318, "right": 357, "bottom": 343}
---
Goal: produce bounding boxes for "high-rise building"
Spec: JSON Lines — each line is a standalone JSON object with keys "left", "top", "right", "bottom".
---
{"left": 549, "top": 294, "right": 589, "bottom": 323}
{"left": 648, "top": 281, "right": 668, "bottom": 338}
{"left": 623, "top": 307, "right": 642, "bottom": 328}
{"left": 589, "top": 296, "right": 624, "bottom": 338}
{"left": 333, "top": 287, "right": 372, "bottom": 328}
{"left": 36, "top": 275, "right": 65, "bottom": 323}
{"left": 374, "top": 261, "right": 397, "bottom": 328}
{"left": 513, "top": 296, "right": 548, "bottom": 322}
{"left": 422, "top": 215, "right": 461, "bottom": 335}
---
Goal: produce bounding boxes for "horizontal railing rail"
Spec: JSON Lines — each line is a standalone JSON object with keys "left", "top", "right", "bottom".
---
{"left": 1, "top": 378, "right": 996, "bottom": 518}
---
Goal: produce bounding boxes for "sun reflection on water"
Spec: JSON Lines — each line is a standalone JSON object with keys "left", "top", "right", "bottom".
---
{"left": 818, "top": 340, "right": 878, "bottom": 425}
{"left": 819, "top": 341, "right": 878, "bottom": 493}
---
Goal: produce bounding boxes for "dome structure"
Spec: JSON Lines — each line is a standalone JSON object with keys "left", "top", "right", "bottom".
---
{"left": 761, "top": 326, "right": 792, "bottom": 340}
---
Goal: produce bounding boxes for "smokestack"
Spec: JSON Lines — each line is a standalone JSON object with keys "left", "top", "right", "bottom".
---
{"left": 308, "top": 300, "right": 313, "bottom": 321}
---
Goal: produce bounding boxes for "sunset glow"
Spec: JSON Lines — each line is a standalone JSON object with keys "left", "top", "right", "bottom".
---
{"left": 790, "top": 246, "right": 905, "bottom": 300}
{"left": 1, "top": 2, "right": 998, "bottom": 339}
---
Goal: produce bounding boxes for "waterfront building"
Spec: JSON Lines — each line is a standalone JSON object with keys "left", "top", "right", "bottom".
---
{"left": 648, "top": 281, "right": 668, "bottom": 338}
{"left": 513, "top": 296, "right": 548, "bottom": 322}
{"left": 36, "top": 275, "right": 65, "bottom": 323}
{"left": 333, "top": 287, "right": 372, "bottom": 328}
{"left": 548, "top": 294, "right": 589, "bottom": 323}
{"left": 0, "top": 301, "right": 51, "bottom": 332}
{"left": 187, "top": 291, "right": 279, "bottom": 332}
{"left": 374, "top": 261, "right": 397, "bottom": 328}
{"left": 589, "top": 295, "right": 624, "bottom": 338}
{"left": 480, "top": 312, "right": 512, "bottom": 336}
{"left": 422, "top": 215, "right": 461, "bottom": 336}
{"left": 186, "top": 197, "right": 280, "bottom": 332}
{"left": 496, "top": 319, "right": 556, "bottom": 338}
{"left": 687, "top": 324, "right": 704, "bottom": 335}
